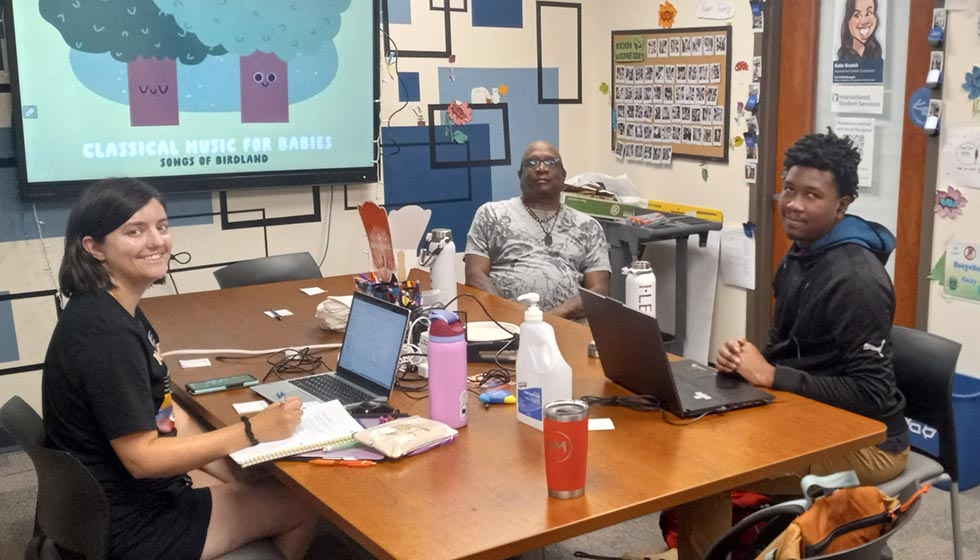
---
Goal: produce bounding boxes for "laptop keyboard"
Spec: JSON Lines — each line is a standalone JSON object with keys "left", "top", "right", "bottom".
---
{"left": 290, "top": 375, "right": 374, "bottom": 405}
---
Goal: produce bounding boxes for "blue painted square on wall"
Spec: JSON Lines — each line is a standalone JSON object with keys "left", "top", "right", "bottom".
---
{"left": 381, "top": 125, "right": 493, "bottom": 248}
{"left": 473, "top": 0, "right": 522, "bottom": 28}
{"left": 439, "top": 67, "right": 559, "bottom": 201}
{"left": 0, "top": 293, "right": 19, "bottom": 362}
{"left": 399, "top": 72, "right": 421, "bottom": 102}
{"left": 386, "top": 0, "right": 412, "bottom": 24}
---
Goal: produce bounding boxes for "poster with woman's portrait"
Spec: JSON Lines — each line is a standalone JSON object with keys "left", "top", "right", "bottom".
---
{"left": 832, "top": 0, "right": 887, "bottom": 84}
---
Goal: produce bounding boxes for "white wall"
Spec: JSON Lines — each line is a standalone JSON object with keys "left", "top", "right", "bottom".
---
{"left": 927, "top": 5, "right": 980, "bottom": 377}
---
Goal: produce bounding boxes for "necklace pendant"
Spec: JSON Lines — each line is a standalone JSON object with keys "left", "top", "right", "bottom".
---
{"left": 544, "top": 233, "right": 553, "bottom": 246}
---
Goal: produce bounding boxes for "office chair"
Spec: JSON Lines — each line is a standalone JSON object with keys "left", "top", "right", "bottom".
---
{"left": 876, "top": 326, "right": 963, "bottom": 560}
{"left": 213, "top": 252, "right": 322, "bottom": 289}
{"left": 703, "top": 481, "right": 922, "bottom": 560}
{"left": 0, "top": 396, "right": 283, "bottom": 560}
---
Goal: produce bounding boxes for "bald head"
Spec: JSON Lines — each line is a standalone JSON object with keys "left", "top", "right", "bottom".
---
{"left": 522, "top": 141, "right": 560, "bottom": 162}
{"left": 519, "top": 140, "right": 566, "bottom": 207}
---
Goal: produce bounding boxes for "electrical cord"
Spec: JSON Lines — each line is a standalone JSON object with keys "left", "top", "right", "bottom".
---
{"left": 166, "top": 252, "right": 192, "bottom": 295}
{"left": 661, "top": 410, "right": 710, "bottom": 425}
{"left": 578, "top": 394, "right": 710, "bottom": 424}
{"left": 261, "top": 347, "right": 327, "bottom": 383}
{"left": 160, "top": 343, "right": 341, "bottom": 359}
{"left": 378, "top": 30, "right": 408, "bottom": 158}
{"left": 317, "top": 185, "right": 335, "bottom": 268}
{"left": 468, "top": 368, "right": 512, "bottom": 389}
{"left": 395, "top": 351, "right": 429, "bottom": 398}
{"left": 428, "top": 292, "right": 519, "bottom": 373}
{"left": 580, "top": 394, "right": 662, "bottom": 412}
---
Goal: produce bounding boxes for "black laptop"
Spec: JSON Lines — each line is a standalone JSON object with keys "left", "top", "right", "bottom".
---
{"left": 252, "top": 291, "right": 410, "bottom": 407}
{"left": 580, "top": 288, "right": 773, "bottom": 418}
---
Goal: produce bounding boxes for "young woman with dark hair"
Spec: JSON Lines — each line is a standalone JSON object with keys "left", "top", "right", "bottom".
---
{"left": 43, "top": 178, "right": 317, "bottom": 560}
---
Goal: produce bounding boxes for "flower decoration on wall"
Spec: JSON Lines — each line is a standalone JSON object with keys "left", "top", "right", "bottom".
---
{"left": 963, "top": 66, "right": 980, "bottom": 99}
{"left": 447, "top": 100, "right": 472, "bottom": 125}
{"left": 659, "top": 1, "right": 677, "bottom": 29}
{"left": 499, "top": 84, "right": 509, "bottom": 96}
{"left": 935, "top": 185, "right": 968, "bottom": 219}
{"left": 735, "top": 60, "right": 749, "bottom": 72}
{"left": 445, "top": 100, "right": 472, "bottom": 144}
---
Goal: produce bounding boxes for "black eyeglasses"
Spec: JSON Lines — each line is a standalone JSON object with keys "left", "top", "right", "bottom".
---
{"left": 522, "top": 157, "right": 561, "bottom": 169}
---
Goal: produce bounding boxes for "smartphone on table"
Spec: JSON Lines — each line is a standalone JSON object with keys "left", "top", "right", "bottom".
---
{"left": 186, "top": 374, "right": 259, "bottom": 395}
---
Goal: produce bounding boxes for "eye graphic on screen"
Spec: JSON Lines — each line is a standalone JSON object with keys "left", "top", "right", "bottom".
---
{"left": 10, "top": 0, "right": 380, "bottom": 197}
{"left": 253, "top": 73, "right": 278, "bottom": 86}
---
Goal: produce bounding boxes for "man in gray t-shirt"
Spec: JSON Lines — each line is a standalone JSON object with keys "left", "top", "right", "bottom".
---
{"left": 464, "top": 141, "right": 611, "bottom": 320}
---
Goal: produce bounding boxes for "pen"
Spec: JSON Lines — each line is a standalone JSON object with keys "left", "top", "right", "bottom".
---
{"left": 309, "top": 459, "right": 376, "bottom": 467}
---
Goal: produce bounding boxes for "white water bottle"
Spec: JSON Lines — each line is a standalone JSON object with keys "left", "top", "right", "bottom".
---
{"left": 428, "top": 228, "right": 458, "bottom": 311}
{"left": 622, "top": 260, "right": 656, "bottom": 317}
{"left": 515, "top": 293, "right": 573, "bottom": 430}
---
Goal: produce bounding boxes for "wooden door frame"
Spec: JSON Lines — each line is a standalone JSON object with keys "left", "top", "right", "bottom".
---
{"left": 748, "top": 1, "right": 931, "bottom": 344}
{"left": 746, "top": 0, "right": 819, "bottom": 345}
{"left": 894, "top": 1, "right": 934, "bottom": 328}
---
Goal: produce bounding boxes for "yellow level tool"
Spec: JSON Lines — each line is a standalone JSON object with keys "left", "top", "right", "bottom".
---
{"left": 645, "top": 199, "right": 723, "bottom": 222}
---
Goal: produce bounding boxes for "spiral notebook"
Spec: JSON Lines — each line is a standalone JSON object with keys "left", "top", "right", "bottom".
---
{"left": 230, "top": 400, "right": 364, "bottom": 467}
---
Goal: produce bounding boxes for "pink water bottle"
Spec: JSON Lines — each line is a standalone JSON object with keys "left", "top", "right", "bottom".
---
{"left": 427, "top": 310, "right": 468, "bottom": 428}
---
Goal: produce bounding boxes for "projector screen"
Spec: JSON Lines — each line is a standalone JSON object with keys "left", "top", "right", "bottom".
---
{"left": 7, "top": 0, "right": 379, "bottom": 199}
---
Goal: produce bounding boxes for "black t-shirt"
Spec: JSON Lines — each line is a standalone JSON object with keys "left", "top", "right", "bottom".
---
{"left": 42, "top": 290, "right": 186, "bottom": 503}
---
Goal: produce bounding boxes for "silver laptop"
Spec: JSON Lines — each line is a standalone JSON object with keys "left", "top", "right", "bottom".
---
{"left": 252, "top": 291, "right": 410, "bottom": 407}
{"left": 580, "top": 288, "right": 773, "bottom": 418}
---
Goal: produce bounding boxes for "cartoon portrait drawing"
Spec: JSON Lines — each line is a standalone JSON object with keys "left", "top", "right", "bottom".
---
{"left": 837, "top": 0, "right": 882, "bottom": 62}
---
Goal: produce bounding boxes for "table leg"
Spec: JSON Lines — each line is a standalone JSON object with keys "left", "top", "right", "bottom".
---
{"left": 676, "top": 491, "right": 731, "bottom": 560}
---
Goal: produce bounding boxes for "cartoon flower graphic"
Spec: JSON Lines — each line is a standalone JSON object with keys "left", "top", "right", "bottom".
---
{"left": 447, "top": 100, "right": 473, "bottom": 126}
{"left": 935, "top": 186, "right": 968, "bottom": 219}
{"left": 963, "top": 66, "right": 980, "bottom": 100}
{"left": 659, "top": 1, "right": 677, "bottom": 29}
{"left": 444, "top": 100, "right": 472, "bottom": 144}
{"left": 735, "top": 60, "right": 749, "bottom": 72}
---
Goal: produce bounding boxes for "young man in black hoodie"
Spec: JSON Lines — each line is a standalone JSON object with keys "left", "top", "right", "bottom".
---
{"left": 715, "top": 130, "right": 908, "bottom": 482}
{"left": 674, "top": 131, "right": 909, "bottom": 559}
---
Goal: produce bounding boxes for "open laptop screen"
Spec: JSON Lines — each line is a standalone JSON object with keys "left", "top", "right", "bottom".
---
{"left": 336, "top": 293, "right": 408, "bottom": 386}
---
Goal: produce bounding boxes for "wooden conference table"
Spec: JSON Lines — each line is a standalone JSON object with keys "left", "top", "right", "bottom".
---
{"left": 141, "top": 275, "right": 885, "bottom": 560}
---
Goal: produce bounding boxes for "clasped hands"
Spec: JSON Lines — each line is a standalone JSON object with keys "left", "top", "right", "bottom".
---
{"left": 715, "top": 339, "right": 776, "bottom": 388}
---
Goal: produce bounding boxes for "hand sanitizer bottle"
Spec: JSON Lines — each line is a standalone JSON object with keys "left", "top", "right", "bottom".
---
{"left": 515, "top": 293, "right": 573, "bottom": 430}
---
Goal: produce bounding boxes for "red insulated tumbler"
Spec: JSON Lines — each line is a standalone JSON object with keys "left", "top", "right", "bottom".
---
{"left": 543, "top": 400, "right": 589, "bottom": 499}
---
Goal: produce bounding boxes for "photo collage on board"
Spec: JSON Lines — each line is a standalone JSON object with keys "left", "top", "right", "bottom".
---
{"left": 614, "top": 32, "right": 727, "bottom": 165}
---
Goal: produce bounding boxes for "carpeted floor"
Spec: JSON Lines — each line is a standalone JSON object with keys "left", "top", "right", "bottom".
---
{"left": 2, "top": 449, "right": 977, "bottom": 559}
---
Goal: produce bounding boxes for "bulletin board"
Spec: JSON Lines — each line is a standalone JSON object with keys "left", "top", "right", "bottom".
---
{"left": 610, "top": 26, "right": 732, "bottom": 163}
